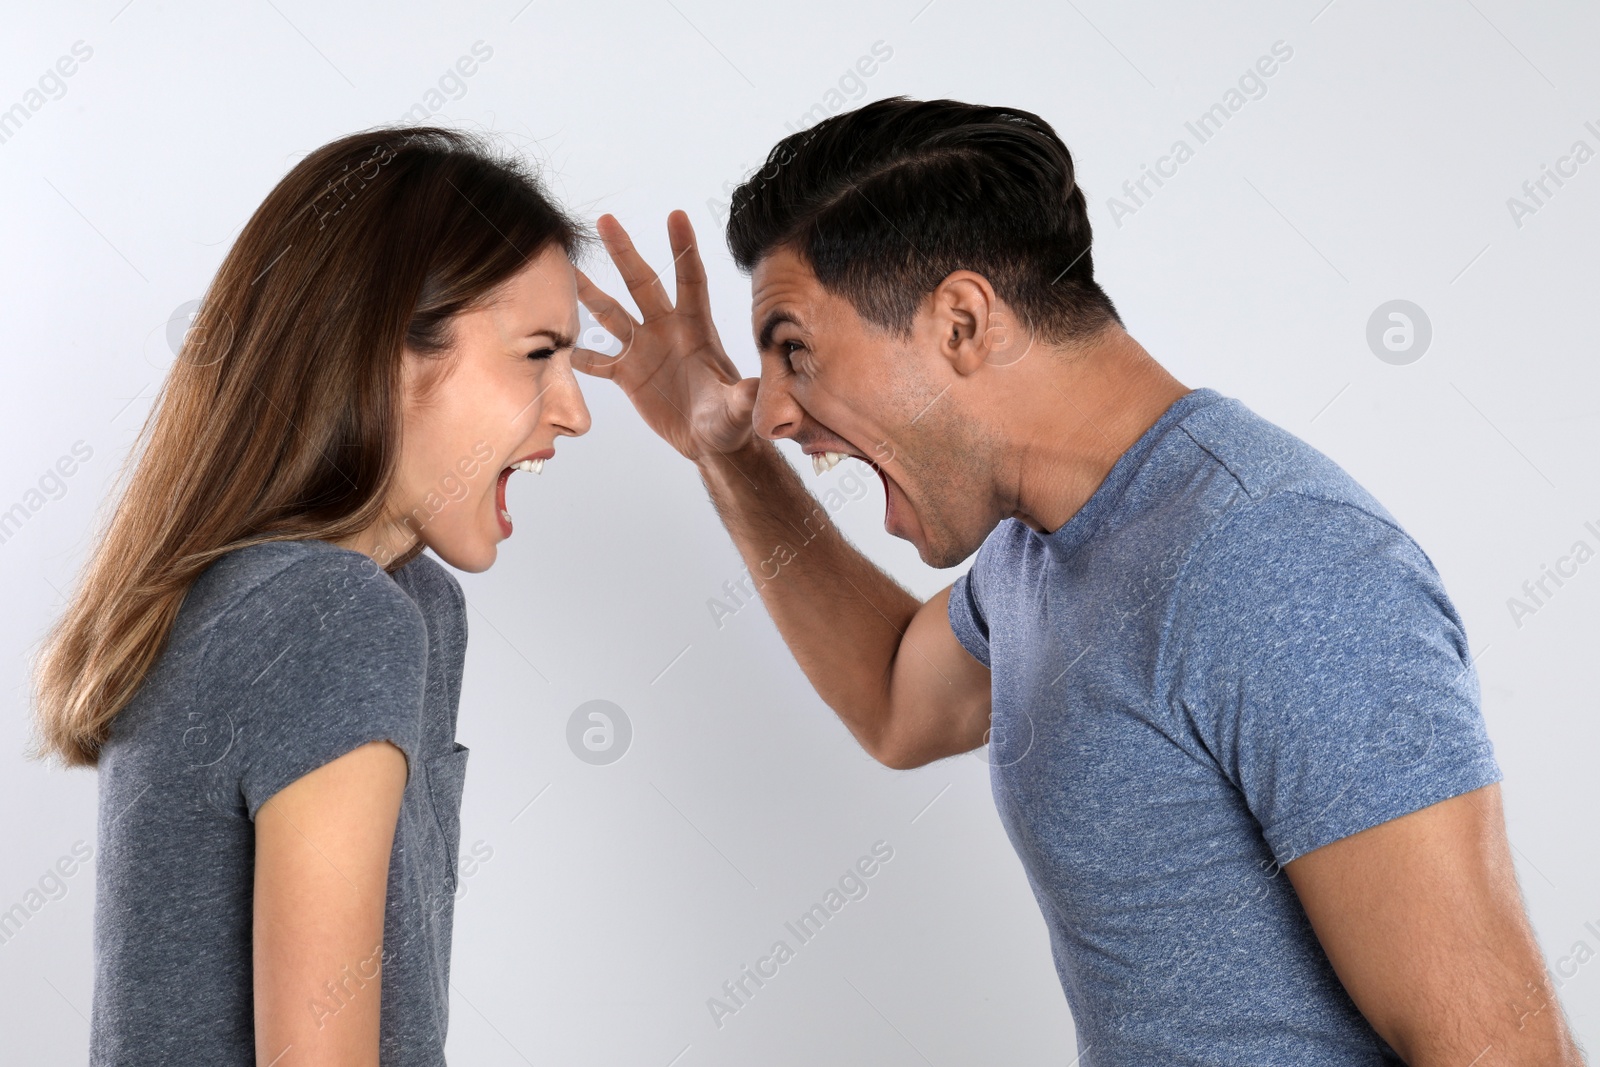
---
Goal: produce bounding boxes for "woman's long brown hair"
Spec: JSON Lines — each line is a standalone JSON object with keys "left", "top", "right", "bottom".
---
{"left": 29, "top": 125, "right": 587, "bottom": 766}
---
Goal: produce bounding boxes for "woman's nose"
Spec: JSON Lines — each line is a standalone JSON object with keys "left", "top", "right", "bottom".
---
{"left": 554, "top": 360, "right": 592, "bottom": 438}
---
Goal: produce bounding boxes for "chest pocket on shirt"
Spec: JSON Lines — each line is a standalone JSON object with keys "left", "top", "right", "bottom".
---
{"left": 423, "top": 742, "right": 470, "bottom": 894}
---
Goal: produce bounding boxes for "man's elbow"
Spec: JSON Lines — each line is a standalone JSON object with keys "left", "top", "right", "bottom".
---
{"left": 868, "top": 721, "right": 967, "bottom": 770}
{"left": 862, "top": 718, "right": 933, "bottom": 770}
{"left": 867, "top": 705, "right": 989, "bottom": 770}
{"left": 872, "top": 741, "right": 932, "bottom": 771}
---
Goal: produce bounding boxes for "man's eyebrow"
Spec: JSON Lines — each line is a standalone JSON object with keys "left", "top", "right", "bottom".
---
{"left": 756, "top": 310, "right": 800, "bottom": 353}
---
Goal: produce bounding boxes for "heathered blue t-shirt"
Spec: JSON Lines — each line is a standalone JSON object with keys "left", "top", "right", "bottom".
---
{"left": 947, "top": 386, "right": 1501, "bottom": 1065}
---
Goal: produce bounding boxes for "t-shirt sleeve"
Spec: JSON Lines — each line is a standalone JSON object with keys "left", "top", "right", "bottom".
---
{"left": 1165, "top": 493, "right": 1502, "bottom": 867}
{"left": 201, "top": 550, "right": 429, "bottom": 819}
{"left": 947, "top": 547, "right": 994, "bottom": 669}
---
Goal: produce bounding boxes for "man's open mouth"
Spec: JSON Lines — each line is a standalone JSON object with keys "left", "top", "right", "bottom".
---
{"left": 807, "top": 446, "right": 879, "bottom": 476}
{"left": 805, "top": 446, "right": 896, "bottom": 529}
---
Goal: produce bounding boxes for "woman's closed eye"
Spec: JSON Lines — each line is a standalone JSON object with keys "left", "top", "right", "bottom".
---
{"left": 528, "top": 341, "right": 577, "bottom": 362}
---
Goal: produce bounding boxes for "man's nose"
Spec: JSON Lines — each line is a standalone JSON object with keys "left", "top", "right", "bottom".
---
{"left": 752, "top": 368, "right": 802, "bottom": 441}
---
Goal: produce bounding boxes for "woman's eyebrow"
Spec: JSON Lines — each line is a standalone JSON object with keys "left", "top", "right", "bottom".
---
{"left": 522, "top": 327, "right": 576, "bottom": 348}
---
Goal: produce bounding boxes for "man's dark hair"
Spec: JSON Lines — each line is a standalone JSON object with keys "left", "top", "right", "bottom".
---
{"left": 726, "top": 96, "right": 1121, "bottom": 344}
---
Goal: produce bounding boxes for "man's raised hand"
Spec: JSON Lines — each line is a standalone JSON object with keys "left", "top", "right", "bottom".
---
{"left": 572, "top": 210, "right": 759, "bottom": 465}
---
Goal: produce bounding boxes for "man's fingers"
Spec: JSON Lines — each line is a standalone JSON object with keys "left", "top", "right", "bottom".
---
{"left": 596, "top": 214, "right": 673, "bottom": 321}
{"left": 576, "top": 267, "right": 640, "bottom": 345}
{"left": 572, "top": 270, "right": 635, "bottom": 381}
{"left": 574, "top": 267, "right": 634, "bottom": 322}
{"left": 570, "top": 346, "right": 623, "bottom": 380}
{"left": 667, "top": 209, "right": 709, "bottom": 309}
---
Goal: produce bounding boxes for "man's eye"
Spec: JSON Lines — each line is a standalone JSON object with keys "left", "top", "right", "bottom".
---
{"left": 527, "top": 348, "right": 555, "bottom": 361}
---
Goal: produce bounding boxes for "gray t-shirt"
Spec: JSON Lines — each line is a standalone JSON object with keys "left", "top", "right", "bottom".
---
{"left": 90, "top": 539, "right": 469, "bottom": 1066}
{"left": 948, "top": 387, "right": 1501, "bottom": 1065}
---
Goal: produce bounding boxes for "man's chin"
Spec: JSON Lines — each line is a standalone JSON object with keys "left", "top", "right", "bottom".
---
{"left": 909, "top": 522, "right": 989, "bottom": 571}
{"left": 890, "top": 501, "right": 946, "bottom": 567}
{"left": 902, "top": 526, "right": 955, "bottom": 570}
{"left": 888, "top": 501, "right": 933, "bottom": 563}
{"left": 917, "top": 543, "right": 964, "bottom": 570}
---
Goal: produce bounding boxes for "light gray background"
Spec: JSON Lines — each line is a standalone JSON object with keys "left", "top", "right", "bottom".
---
{"left": 4, "top": 1, "right": 1597, "bottom": 1063}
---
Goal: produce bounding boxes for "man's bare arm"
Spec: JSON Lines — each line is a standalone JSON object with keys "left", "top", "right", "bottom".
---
{"left": 570, "top": 210, "right": 989, "bottom": 767}
{"left": 1284, "top": 783, "right": 1586, "bottom": 1066}
{"left": 695, "top": 435, "right": 991, "bottom": 768}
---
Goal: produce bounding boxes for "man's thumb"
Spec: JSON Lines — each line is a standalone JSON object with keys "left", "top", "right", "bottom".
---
{"left": 729, "top": 376, "right": 759, "bottom": 425}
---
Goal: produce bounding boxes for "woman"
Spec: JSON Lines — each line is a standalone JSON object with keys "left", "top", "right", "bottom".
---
{"left": 29, "top": 125, "right": 592, "bottom": 1065}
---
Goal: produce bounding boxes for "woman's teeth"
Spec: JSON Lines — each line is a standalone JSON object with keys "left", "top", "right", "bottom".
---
{"left": 811, "top": 451, "right": 846, "bottom": 475}
{"left": 500, "top": 459, "right": 546, "bottom": 527}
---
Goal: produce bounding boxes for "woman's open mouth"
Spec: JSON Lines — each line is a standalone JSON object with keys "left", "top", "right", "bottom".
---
{"left": 495, "top": 455, "right": 548, "bottom": 536}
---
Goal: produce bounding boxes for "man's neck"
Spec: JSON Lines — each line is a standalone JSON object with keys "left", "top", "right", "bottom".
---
{"left": 1002, "top": 326, "right": 1191, "bottom": 536}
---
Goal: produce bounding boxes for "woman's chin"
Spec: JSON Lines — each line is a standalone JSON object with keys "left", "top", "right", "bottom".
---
{"left": 421, "top": 528, "right": 499, "bottom": 574}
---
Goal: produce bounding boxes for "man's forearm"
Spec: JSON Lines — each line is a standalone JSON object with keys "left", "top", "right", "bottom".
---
{"left": 695, "top": 438, "right": 917, "bottom": 755}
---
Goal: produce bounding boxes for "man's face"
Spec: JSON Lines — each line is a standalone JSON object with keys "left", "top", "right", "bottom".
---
{"left": 748, "top": 246, "right": 998, "bottom": 569}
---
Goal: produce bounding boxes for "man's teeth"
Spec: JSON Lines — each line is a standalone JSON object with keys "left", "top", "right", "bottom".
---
{"left": 811, "top": 451, "right": 846, "bottom": 475}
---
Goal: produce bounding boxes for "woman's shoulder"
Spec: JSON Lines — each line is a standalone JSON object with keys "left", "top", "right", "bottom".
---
{"left": 193, "top": 540, "right": 428, "bottom": 667}
{"left": 189, "top": 542, "right": 435, "bottom": 817}
{"left": 388, "top": 552, "right": 468, "bottom": 695}
{"left": 105, "top": 541, "right": 431, "bottom": 780}
{"left": 199, "top": 538, "right": 409, "bottom": 609}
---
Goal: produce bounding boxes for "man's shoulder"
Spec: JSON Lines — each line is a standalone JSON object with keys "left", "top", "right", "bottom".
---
{"left": 1167, "top": 481, "right": 1457, "bottom": 680}
{"left": 1163, "top": 395, "right": 1435, "bottom": 572}
{"left": 967, "top": 392, "right": 1429, "bottom": 600}
{"left": 1197, "top": 487, "right": 1428, "bottom": 584}
{"left": 1174, "top": 393, "right": 1392, "bottom": 520}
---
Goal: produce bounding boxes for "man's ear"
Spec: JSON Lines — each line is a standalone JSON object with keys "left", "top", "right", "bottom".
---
{"left": 926, "top": 270, "right": 1012, "bottom": 375}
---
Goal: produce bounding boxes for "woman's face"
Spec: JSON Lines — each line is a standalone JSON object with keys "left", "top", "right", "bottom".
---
{"left": 382, "top": 243, "right": 591, "bottom": 573}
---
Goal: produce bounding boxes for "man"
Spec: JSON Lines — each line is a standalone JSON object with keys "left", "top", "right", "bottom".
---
{"left": 571, "top": 97, "right": 1584, "bottom": 1065}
